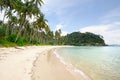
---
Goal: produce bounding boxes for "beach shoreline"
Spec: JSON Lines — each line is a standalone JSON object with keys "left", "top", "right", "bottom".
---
{"left": 0, "top": 46, "right": 85, "bottom": 80}
{"left": 32, "top": 47, "right": 86, "bottom": 80}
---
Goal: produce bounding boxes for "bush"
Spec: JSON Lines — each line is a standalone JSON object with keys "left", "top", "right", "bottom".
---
{"left": 7, "top": 34, "right": 17, "bottom": 42}
{"left": 0, "top": 39, "right": 16, "bottom": 47}
{"left": 16, "top": 37, "right": 24, "bottom": 46}
{"left": 23, "top": 38, "right": 29, "bottom": 43}
{"left": 32, "top": 39, "right": 39, "bottom": 45}
{"left": 0, "top": 39, "right": 8, "bottom": 44}
{"left": 48, "top": 41, "right": 54, "bottom": 45}
{"left": 0, "top": 27, "right": 5, "bottom": 38}
{"left": 7, "top": 34, "right": 24, "bottom": 46}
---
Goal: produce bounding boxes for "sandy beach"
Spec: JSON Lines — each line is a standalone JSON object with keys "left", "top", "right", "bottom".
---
{"left": 0, "top": 46, "right": 84, "bottom": 80}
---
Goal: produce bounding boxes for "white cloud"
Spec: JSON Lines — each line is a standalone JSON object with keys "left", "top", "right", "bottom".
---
{"left": 61, "top": 31, "right": 68, "bottom": 36}
{"left": 54, "top": 24, "right": 68, "bottom": 36}
{"left": 80, "top": 22, "right": 120, "bottom": 45}
{"left": 96, "top": 6, "right": 120, "bottom": 44}
{"left": 41, "top": 0, "right": 94, "bottom": 16}
{"left": 80, "top": 25, "right": 110, "bottom": 33}
{"left": 54, "top": 24, "right": 63, "bottom": 31}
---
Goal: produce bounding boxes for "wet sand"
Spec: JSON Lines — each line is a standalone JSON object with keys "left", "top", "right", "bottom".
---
{"left": 32, "top": 48, "right": 84, "bottom": 80}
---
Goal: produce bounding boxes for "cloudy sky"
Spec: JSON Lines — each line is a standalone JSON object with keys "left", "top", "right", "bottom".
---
{"left": 41, "top": 0, "right": 120, "bottom": 45}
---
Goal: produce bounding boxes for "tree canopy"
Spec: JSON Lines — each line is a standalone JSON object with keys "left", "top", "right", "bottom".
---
{"left": 0, "top": 0, "right": 62, "bottom": 46}
{"left": 64, "top": 32, "right": 106, "bottom": 46}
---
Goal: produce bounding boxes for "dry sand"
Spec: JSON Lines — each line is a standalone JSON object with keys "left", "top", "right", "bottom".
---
{"left": 0, "top": 46, "right": 84, "bottom": 80}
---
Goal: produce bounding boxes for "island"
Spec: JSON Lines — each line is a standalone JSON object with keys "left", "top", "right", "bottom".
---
{"left": 64, "top": 32, "right": 106, "bottom": 46}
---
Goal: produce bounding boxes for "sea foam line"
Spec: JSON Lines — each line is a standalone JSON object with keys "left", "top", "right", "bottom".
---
{"left": 53, "top": 49, "right": 91, "bottom": 80}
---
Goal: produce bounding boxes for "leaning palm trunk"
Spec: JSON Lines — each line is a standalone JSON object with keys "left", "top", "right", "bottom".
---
{"left": 23, "top": 28, "right": 27, "bottom": 38}
{"left": 5, "top": 25, "right": 9, "bottom": 36}
{"left": 15, "top": 26, "right": 22, "bottom": 42}
{"left": 3, "top": 9, "right": 8, "bottom": 36}
{"left": 15, "top": 18, "right": 26, "bottom": 42}
{"left": 29, "top": 29, "right": 33, "bottom": 43}
{"left": 31, "top": 29, "right": 37, "bottom": 43}
{"left": 11, "top": 25, "right": 15, "bottom": 34}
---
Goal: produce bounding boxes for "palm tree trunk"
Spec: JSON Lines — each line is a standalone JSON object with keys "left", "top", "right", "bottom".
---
{"left": 15, "top": 16, "right": 26, "bottom": 42}
{"left": 11, "top": 24, "right": 14, "bottom": 34}
{"left": 29, "top": 29, "right": 32, "bottom": 43}
{"left": 3, "top": 9, "right": 8, "bottom": 36}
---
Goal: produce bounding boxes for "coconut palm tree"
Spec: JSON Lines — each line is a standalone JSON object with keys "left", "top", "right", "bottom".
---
{"left": 36, "top": 13, "right": 48, "bottom": 29}
{"left": 0, "top": 0, "right": 55, "bottom": 45}
{"left": 55, "top": 29, "right": 61, "bottom": 44}
{"left": 15, "top": 0, "right": 41, "bottom": 42}
{"left": 5, "top": 9, "right": 13, "bottom": 36}
{"left": 30, "top": 0, "right": 43, "bottom": 6}
{"left": 0, "top": 0, "right": 14, "bottom": 36}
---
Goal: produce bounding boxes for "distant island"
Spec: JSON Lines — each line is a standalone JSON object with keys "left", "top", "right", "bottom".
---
{"left": 64, "top": 32, "right": 106, "bottom": 46}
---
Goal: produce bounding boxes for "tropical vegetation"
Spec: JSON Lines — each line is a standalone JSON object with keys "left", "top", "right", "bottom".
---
{"left": 64, "top": 32, "right": 106, "bottom": 46}
{"left": 0, "top": 0, "right": 63, "bottom": 46}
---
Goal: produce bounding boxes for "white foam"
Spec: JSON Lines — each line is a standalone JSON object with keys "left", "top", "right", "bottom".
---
{"left": 53, "top": 49, "right": 91, "bottom": 80}
{"left": 73, "top": 69, "right": 91, "bottom": 80}
{"left": 53, "top": 49, "right": 67, "bottom": 65}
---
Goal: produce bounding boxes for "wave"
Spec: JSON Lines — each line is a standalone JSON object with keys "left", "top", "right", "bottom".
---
{"left": 53, "top": 48, "right": 91, "bottom": 80}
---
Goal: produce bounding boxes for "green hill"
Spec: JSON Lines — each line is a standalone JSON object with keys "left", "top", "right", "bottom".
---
{"left": 64, "top": 32, "right": 106, "bottom": 46}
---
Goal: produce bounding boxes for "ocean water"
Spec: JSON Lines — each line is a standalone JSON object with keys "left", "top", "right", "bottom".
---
{"left": 55, "top": 46, "right": 120, "bottom": 80}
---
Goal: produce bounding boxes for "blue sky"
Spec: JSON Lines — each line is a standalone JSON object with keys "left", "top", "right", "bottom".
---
{"left": 41, "top": 0, "right": 120, "bottom": 44}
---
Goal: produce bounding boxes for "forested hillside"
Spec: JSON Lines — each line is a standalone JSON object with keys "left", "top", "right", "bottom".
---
{"left": 64, "top": 32, "right": 106, "bottom": 46}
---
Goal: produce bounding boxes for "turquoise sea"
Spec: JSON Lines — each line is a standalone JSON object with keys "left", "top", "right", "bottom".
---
{"left": 55, "top": 46, "right": 120, "bottom": 80}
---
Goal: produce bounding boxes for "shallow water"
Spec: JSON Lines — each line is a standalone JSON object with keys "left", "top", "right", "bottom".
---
{"left": 56, "top": 46, "right": 120, "bottom": 80}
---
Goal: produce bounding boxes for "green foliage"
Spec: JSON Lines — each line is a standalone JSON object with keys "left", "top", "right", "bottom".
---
{"left": 0, "top": 39, "right": 17, "bottom": 47}
{"left": 65, "top": 32, "right": 105, "bottom": 46}
{"left": 0, "top": 0, "right": 50, "bottom": 47}
{"left": 0, "top": 39, "right": 8, "bottom": 44}
{"left": 23, "top": 38, "right": 30, "bottom": 44}
{"left": 7, "top": 34, "right": 23, "bottom": 46}
{"left": 32, "top": 39, "right": 39, "bottom": 45}
{"left": 0, "top": 26, "right": 5, "bottom": 38}
{"left": 48, "top": 40, "right": 54, "bottom": 45}
{"left": 7, "top": 34, "right": 17, "bottom": 42}
{"left": 16, "top": 37, "right": 24, "bottom": 46}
